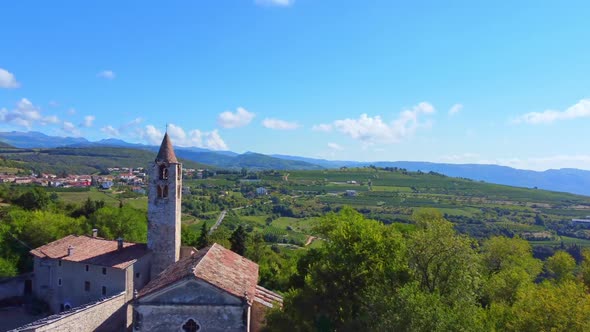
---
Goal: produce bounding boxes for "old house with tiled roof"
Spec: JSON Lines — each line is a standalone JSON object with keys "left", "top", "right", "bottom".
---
{"left": 15, "top": 134, "right": 281, "bottom": 332}
{"left": 30, "top": 234, "right": 151, "bottom": 314}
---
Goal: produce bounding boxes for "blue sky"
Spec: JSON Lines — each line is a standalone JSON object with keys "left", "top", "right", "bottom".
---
{"left": 1, "top": 0, "right": 589, "bottom": 170}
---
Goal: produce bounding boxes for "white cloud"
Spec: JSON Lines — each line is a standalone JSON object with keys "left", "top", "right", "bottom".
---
{"left": 43, "top": 115, "right": 60, "bottom": 125}
{"left": 0, "top": 68, "right": 20, "bottom": 88}
{"left": 0, "top": 98, "right": 60, "bottom": 128}
{"left": 101, "top": 125, "right": 120, "bottom": 137}
{"left": 217, "top": 107, "right": 255, "bottom": 128}
{"left": 327, "top": 142, "right": 344, "bottom": 151}
{"left": 115, "top": 117, "right": 144, "bottom": 135}
{"left": 262, "top": 118, "right": 300, "bottom": 130}
{"left": 82, "top": 115, "right": 95, "bottom": 127}
{"left": 62, "top": 121, "right": 81, "bottom": 136}
{"left": 449, "top": 103, "right": 463, "bottom": 116}
{"left": 140, "top": 123, "right": 229, "bottom": 151}
{"left": 125, "top": 118, "right": 143, "bottom": 127}
{"left": 255, "top": 0, "right": 294, "bottom": 6}
{"left": 67, "top": 108, "right": 76, "bottom": 115}
{"left": 312, "top": 123, "right": 333, "bottom": 132}
{"left": 141, "top": 125, "right": 164, "bottom": 145}
{"left": 438, "top": 153, "right": 481, "bottom": 163}
{"left": 97, "top": 70, "right": 115, "bottom": 80}
{"left": 514, "top": 99, "right": 590, "bottom": 124}
{"left": 48, "top": 101, "right": 59, "bottom": 107}
{"left": 328, "top": 102, "right": 435, "bottom": 144}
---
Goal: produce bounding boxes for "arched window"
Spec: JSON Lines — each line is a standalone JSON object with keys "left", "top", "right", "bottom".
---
{"left": 159, "top": 165, "right": 168, "bottom": 180}
{"left": 163, "top": 185, "right": 169, "bottom": 198}
{"left": 182, "top": 319, "right": 200, "bottom": 332}
{"left": 157, "top": 186, "right": 163, "bottom": 198}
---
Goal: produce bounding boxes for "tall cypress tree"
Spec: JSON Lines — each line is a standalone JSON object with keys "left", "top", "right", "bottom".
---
{"left": 230, "top": 225, "right": 247, "bottom": 256}
{"left": 197, "top": 222, "right": 210, "bottom": 249}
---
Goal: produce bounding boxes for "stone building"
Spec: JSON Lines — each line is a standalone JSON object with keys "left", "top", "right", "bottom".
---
{"left": 134, "top": 243, "right": 280, "bottom": 332}
{"left": 29, "top": 235, "right": 150, "bottom": 314}
{"left": 14, "top": 133, "right": 282, "bottom": 331}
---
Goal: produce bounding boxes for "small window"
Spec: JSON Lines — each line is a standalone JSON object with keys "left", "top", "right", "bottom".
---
{"left": 182, "top": 319, "right": 200, "bottom": 332}
{"left": 159, "top": 165, "right": 168, "bottom": 180}
{"left": 84, "top": 281, "right": 90, "bottom": 292}
{"left": 135, "top": 272, "right": 140, "bottom": 278}
{"left": 102, "top": 286, "right": 107, "bottom": 296}
{"left": 85, "top": 265, "right": 89, "bottom": 272}
{"left": 60, "top": 304, "right": 65, "bottom": 312}
{"left": 102, "top": 267, "right": 107, "bottom": 275}
{"left": 58, "top": 260, "right": 62, "bottom": 267}
{"left": 163, "top": 185, "right": 169, "bottom": 198}
{"left": 58, "top": 278, "right": 62, "bottom": 286}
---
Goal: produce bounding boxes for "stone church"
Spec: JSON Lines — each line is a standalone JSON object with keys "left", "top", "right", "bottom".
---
{"left": 14, "top": 134, "right": 281, "bottom": 332}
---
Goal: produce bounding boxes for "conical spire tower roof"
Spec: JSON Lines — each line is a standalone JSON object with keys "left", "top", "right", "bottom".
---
{"left": 155, "top": 133, "right": 178, "bottom": 163}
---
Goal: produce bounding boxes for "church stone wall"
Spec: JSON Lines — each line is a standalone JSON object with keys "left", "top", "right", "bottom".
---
{"left": 16, "top": 292, "right": 128, "bottom": 332}
{"left": 135, "top": 304, "right": 247, "bottom": 332}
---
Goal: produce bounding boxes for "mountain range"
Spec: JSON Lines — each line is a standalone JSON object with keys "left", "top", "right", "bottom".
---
{"left": 1, "top": 131, "right": 589, "bottom": 196}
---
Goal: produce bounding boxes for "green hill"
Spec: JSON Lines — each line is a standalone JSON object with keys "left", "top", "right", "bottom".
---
{"left": 0, "top": 146, "right": 211, "bottom": 175}
{"left": 246, "top": 167, "right": 590, "bottom": 245}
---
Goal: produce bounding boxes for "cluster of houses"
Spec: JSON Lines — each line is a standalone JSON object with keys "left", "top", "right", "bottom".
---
{"left": 0, "top": 167, "right": 148, "bottom": 190}
{"left": 0, "top": 167, "right": 206, "bottom": 195}
{"left": 0, "top": 173, "right": 93, "bottom": 188}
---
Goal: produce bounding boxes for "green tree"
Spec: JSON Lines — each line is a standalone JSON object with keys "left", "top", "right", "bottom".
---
{"left": 500, "top": 280, "right": 590, "bottom": 331}
{"left": 0, "top": 257, "right": 17, "bottom": 277}
{"left": 579, "top": 248, "right": 590, "bottom": 288}
{"left": 546, "top": 250, "right": 576, "bottom": 282}
{"left": 481, "top": 236, "right": 542, "bottom": 304}
{"left": 14, "top": 187, "right": 50, "bottom": 211}
{"left": 229, "top": 225, "right": 247, "bottom": 256}
{"left": 89, "top": 205, "right": 147, "bottom": 242}
{"left": 266, "top": 207, "right": 408, "bottom": 331}
{"left": 407, "top": 209, "right": 481, "bottom": 300}
{"left": 197, "top": 222, "right": 210, "bottom": 249}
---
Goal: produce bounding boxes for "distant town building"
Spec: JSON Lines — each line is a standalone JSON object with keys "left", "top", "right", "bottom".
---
{"left": 345, "top": 190, "right": 358, "bottom": 197}
{"left": 256, "top": 187, "right": 268, "bottom": 196}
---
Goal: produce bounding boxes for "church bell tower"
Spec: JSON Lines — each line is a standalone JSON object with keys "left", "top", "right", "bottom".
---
{"left": 147, "top": 133, "right": 182, "bottom": 277}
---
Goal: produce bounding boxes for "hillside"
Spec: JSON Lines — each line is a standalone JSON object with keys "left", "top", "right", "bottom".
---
{"left": 2, "top": 131, "right": 590, "bottom": 196}
{"left": 0, "top": 147, "right": 210, "bottom": 175}
{"left": 274, "top": 155, "right": 590, "bottom": 196}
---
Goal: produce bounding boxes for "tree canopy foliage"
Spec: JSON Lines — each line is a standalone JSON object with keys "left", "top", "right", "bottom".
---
{"left": 264, "top": 207, "right": 590, "bottom": 332}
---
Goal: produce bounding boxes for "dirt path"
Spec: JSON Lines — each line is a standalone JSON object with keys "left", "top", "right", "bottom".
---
{"left": 304, "top": 236, "right": 317, "bottom": 246}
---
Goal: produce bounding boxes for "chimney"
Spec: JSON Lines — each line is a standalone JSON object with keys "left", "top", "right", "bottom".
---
{"left": 67, "top": 245, "right": 74, "bottom": 256}
{"left": 117, "top": 237, "right": 124, "bottom": 250}
{"left": 92, "top": 229, "right": 98, "bottom": 238}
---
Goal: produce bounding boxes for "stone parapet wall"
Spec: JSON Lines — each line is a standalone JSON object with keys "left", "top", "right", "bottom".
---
{"left": 12, "top": 292, "right": 128, "bottom": 332}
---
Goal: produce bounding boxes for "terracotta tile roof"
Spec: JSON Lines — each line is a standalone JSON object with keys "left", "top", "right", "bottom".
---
{"left": 155, "top": 133, "right": 178, "bottom": 163}
{"left": 137, "top": 243, "right": 259, "bottom": 301}
{"left": 254, "top": 285, "right": 283, "bottom": 308}
{"left": 30, "top": 235, "right": 149, "bottom": 269}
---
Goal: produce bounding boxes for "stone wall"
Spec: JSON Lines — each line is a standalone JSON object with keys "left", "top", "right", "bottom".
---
{"left": 13, "top": 292, "right": 127, "bottom": 332}
{"left": 134, "top": 304, "right": 247, "bottom": 332}
{"left": 0, "top": 273, "right": 32, "bottom": 301}
{"left": 33, "top": 257, "right": 127, "bottom": 313}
